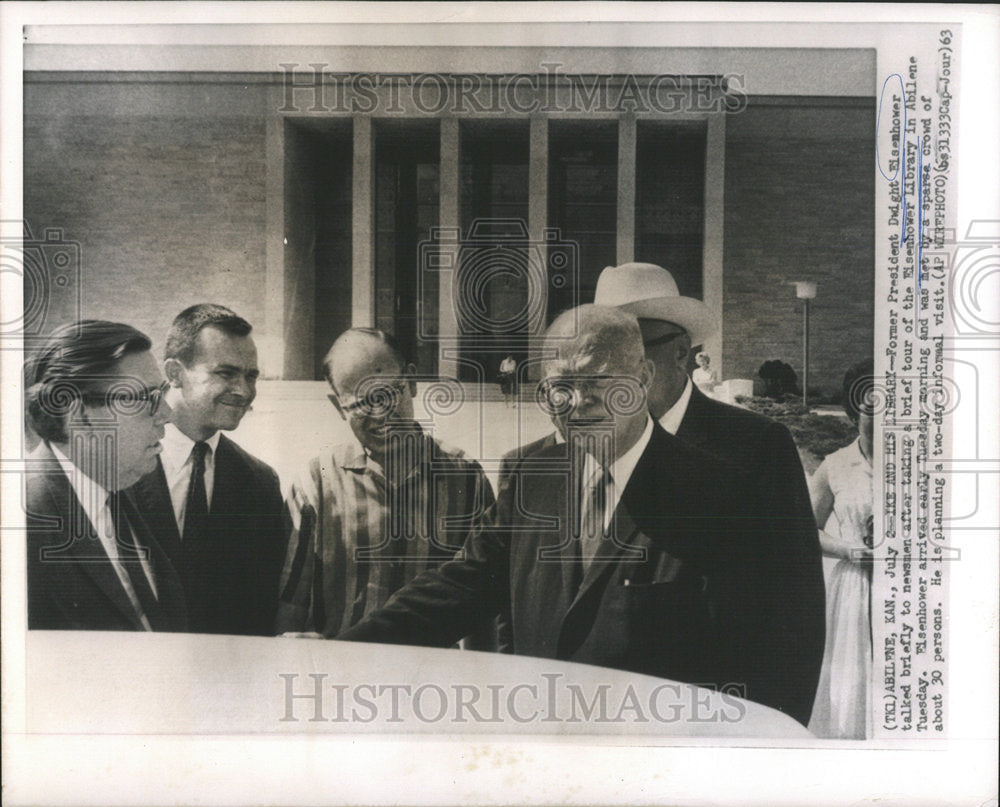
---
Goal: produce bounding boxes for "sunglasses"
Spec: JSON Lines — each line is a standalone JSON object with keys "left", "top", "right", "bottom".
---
{"left": 81, "top": 379, "right": 170, "bottom": 417}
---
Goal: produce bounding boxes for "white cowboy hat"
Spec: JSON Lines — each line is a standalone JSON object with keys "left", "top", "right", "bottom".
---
{"left": 594, "top": 262, "right": 718, "bottom": 346}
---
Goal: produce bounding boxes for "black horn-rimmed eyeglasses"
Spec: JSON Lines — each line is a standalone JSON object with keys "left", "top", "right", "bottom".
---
{"left": 80, "top": 380, "right": 170, "bottom": 417}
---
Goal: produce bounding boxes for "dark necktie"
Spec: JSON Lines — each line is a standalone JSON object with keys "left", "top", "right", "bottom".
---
{"left": 107, "top": 491, "right": 163, "bottom": 630}
{"left": 182, "top": 441, "right": 210, "bottom": 543}
{"left": 180, "top": 441, "right": 212, "bottom": 628}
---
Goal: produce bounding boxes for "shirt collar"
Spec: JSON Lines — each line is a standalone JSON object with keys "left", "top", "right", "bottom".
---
{"left": 49, "top": 441, "right": 109, "bottom": 528}
{"left": 160, "top": 422, "right": 221, "bottom": 473}
{"left": 336, "top": 426, "right": 428, "bottom": 477}
{"left": 580, "top": 414, "right": 654, "bottom": 492}
{"left": 336, "top": 439, "right": 369, "bottom": 471}
{"left": 610, "top": 414, "right": 654, "bottom": 490}
{"left": 658, "top": 376, "right": 693, "bottom": 435}
{"left": 553, "top": 407, "right": 657, "bottom": 456}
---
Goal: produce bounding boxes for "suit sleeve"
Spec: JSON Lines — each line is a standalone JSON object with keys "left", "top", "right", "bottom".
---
{"left": 493, "top": 458, "right": 520, "bottom": 654}
{"left": 738, "top": 423, "right": 825, "bottom": 726}
{"left": 275, "top": 468, "right": 320, "bottom": 634}
{"left": 257, "top": 466, "right": 288, "bottom": 635}
{"left": 27, "top": 527, "right": 57, "bottom": 630}
{"left": 335, "top": 494, "right": 510, "bottom": 647}
{"left": 631, "top": 431, "right": 823, "bottom": 727}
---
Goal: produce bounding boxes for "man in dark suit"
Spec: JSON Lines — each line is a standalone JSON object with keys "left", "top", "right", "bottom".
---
{"left": 129, "top": 304, "right": 285, "bottom": 635}
{"left": 591, "top": 262, "right": 826, "bottom": 725}
{"left": 332, "top": 305, "right": 805, "bottom": 723}
{"left": 25, "top": 320, "right": 187, "bottom": 631}
{"left": 497, "top": 266, "right": 824, "bottom": 723}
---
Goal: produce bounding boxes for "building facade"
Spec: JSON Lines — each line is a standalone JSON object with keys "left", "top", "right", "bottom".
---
{"left": 24, "top": 40, "right": 875, "bottom": 395}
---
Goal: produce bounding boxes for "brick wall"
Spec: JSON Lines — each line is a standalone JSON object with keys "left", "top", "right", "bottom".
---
{"left": 24, "top": 80, "right": 269, "bottom": 355}
{"left": 23, "top": 80, "right": 876, "bottom": 394}
{"left": 722, "top": 99, "right": 875, "bottom": 397}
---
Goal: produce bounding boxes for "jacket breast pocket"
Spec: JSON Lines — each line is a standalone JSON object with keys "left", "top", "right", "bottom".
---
{"left": 602, "top": 577, "right": 720, "bottom": 684}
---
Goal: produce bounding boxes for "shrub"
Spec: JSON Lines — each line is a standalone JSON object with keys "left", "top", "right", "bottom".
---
{"left": 735, "top": 395, "right": 857, "bottom": 459}
{"left": 757, "top": 359, "right": 799, "bottom": 399}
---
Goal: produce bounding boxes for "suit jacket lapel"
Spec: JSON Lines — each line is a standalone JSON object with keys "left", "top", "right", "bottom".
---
{"left": 36, "top": 452, "right": 148, "bottom": 630}
{"left": 516, "top": 444, "right": 581, "bottom": 630}
{"left": 133, "top": 458, "right": 182, "bottom": 552}
{"left": 120, "top": 490, "right": 186, "bottom": 631}
{"left": 675, "top": 384, "right": 710, "bottom": 447}
{"left": 570, "top": 504, "right": 640, "bottom": 607}
{"left": 565, "top": 425, "right": 676, "bottom": 610}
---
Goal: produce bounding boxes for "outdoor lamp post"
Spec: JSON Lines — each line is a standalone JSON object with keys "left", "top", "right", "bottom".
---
{"left": 792, "top": 281, "right": 817, "bottom": 409}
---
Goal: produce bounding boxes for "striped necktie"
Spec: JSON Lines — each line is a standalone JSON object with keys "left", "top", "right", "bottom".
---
{"left": 579, "top": 463, "right": 612, "bottom": 568}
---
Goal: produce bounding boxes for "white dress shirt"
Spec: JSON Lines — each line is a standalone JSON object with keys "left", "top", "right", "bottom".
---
{"left": 580, "top": 414, "right": 654, "bottom": 538}
{"left": 158, "top": 423, "right": 221, "bottom": 535}
{"left": 658, "top": 376, "right": 694, "bottom": 436}
{"left": 50, "top": 442, "right": 157, "bottom": 629}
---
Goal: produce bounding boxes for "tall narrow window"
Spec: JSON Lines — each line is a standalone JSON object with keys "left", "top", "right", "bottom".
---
{"left": 374, "top": 120, "right": 440, "bottom": 375}
{"left": 458, "top": 120, "right": 530, "bottom": 383}
{"left": 548, "top": 120, "right": 618, "bottom": 319}
{"left": 635, "top": 120, "right": 707, "bottom": 299}
{"left": 311, "top": 121, "right": 354, "bottom": 378}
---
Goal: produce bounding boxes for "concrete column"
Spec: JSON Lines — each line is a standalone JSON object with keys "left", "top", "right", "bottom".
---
{"left": 616, "top": 114, "right": 637, "bottom": 265}
{"left": 263, "top": 107, "right": 286, "bottom": 378}
{"left": 527, "top": 115, "right": 549, "bottom": 381}
{"left": 702, "top": 113, "right": 726, "bottom": 373}
{"left": 352, "top": 116, "right": 375, "bottom": 328}
{"left": 437, "top": 117, "right": 460, "bottom": 379}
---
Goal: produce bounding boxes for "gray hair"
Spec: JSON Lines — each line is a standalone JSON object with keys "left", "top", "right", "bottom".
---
{"left": 543, "top": 305, "right": 644, "bottom": 376}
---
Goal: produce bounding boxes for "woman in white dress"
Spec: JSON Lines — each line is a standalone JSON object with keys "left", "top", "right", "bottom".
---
{"left": 808, "top": 359, "right": 875, "bottom": 739}
{"left": 692, "top": 351, "right": 719, "bottom": 395}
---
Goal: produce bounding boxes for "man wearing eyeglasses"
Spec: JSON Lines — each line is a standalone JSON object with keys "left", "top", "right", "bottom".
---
{"left": 591, "top": 262, "right": 825, "bottom": 726}
{"left": 25, "top": 319, "right": 187, "bottom": 631}
{"left": 496, "top": 267, "right": 823, "bottom": 723}
{"left": 276, "top": 328, "right": 494, "bottom": 638}
{"left": 129, "top": 304, "right": 286, "bottom": 636}
{"left": 332, "top": 306, "right": 811, "bottom": 725}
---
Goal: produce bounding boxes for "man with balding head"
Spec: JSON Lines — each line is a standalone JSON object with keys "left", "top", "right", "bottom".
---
{"left": 276, "top": 328, "right": 493, "bottom": 636}
{"left": 335, "top": 306, "right": 801, "bottom": 721}
{"left": 590, "top": 262, "right": 825, "bottom": 725}
{"left": 502, "top": 267, "right": 824, "bottom": 723}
